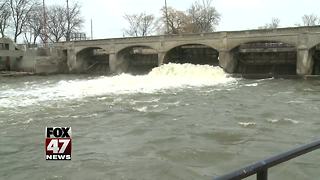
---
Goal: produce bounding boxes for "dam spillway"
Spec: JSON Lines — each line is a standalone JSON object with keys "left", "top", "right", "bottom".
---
{"left": 3, "top": 26, "right": 320, "bottom": 77}
{"left": 58, "top": 26, "right": 320, "bottom": 77}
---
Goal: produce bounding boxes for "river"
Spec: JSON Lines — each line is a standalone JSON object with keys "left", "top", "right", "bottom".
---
{"left": 0, "top": 63, "right": 319, "bottom": 180}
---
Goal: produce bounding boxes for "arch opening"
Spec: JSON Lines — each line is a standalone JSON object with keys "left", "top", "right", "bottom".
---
{"left": 164, "top": 44, "right": 219, "bottom": 66}
{"left": 311, "top": 44, "right": 320, "bottom": 75}
{"left": 76, "top": 47, "right": 110, "bottom": 74}
{"left": 232, "top": 41, "right": 297, "bottom": 75}
{"left": 116, "top": 46, "right": 158, "bottom": 74}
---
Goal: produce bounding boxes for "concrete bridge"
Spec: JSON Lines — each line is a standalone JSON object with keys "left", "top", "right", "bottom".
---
{"left": 59, "top": 26, "right": 320, "bottom": 75}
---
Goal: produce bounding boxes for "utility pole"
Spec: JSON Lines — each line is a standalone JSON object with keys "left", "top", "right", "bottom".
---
{"left": 91, "top": 19, "right": 93, "bottom": 40}
{"left": 165, "top": 0, "right": 169, "bottom": 34}
{"left": 42, "top": 0, "right": 48, "bottom": 46}
{"left": 66, "top": 0, "right": 70, "bottom": 41}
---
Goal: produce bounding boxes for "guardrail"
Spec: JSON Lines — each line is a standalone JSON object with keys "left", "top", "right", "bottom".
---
{"left": 214, "top": 139, "right": 320, "bottom": 180}
{"left": 239, "top": 42, "right": 295, "bottom": 49}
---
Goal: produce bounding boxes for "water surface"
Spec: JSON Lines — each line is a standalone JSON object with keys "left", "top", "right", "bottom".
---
{"left": 0, "top": 64, "right": 319, "bottom": 180}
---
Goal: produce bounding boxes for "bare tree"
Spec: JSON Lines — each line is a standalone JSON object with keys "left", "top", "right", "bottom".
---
{"left": 270, "top": 18, "right": 280, "bottom": 28}
{"left": 123, "top": 12, "right": 156, "bottom": 37}
{"left": 140, "top": 13, "right": 155, "bottom": 36}
{"left": 124, "top": 14, "right": 141, "bottom": 37}
{"left": 23, "top": 6, "right": 43, "bottom": 45}
{"left": 259, "top": 17, "right": 280, "bottom": 29}
{"left": 9, "top": 0, "right": 40, "bottom": 42}
{"left": 65, "top": 0, "right": 83, "bottom": 41}
{"left": 47, "top": 5, "right": 66, "bottom": 42}
{"left": 188, "top": 0, "right": 221, "bottom": 33}
{"left": 160, "top": 0, "right": 220, "bottom": 35}
{"left": 0, "top": 0, "right": 10, "bottom": 38}
{"left": 161, "top": 7, "right": 190, "bottom": 34}
{"left": 302, "top": 14, "right": 319, "bottom": 26}
{"left": 22, "top": 26, "right": 32, "bottom": 45}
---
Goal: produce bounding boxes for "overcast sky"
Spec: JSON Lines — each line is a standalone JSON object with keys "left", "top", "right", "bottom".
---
{"left": 48, "top": 0, "right": 320, "bottom": 39}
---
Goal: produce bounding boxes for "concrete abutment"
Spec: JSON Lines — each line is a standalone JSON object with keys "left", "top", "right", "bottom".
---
{"left": 219, "top": 50, "right": 237, "bottom": 73}
{"left": 158, "top": 52, "right": 166, "bottom": 66}
{"left": 297, "top": 49, "right": 314, "bottom": 75}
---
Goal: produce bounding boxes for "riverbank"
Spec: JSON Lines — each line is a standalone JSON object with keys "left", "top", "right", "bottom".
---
{"left": 0, "top": 71, "right": 35, "bottom": 77}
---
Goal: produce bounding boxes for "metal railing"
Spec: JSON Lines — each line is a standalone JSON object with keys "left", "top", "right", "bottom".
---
{"left": 214, "top": 139, "right": 320, "bottom": 180}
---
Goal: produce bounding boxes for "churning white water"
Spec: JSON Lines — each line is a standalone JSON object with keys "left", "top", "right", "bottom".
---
{"left": 0, "top": 63, "right": 236, "bottom": 108}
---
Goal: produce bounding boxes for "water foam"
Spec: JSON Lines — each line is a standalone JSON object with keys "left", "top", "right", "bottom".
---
{"left": 0, "top": 63, "right": 236, "bottom": 108}
{"left": 238, "top": 122, "right": 256, "bottom": 127}
{"left": 266, "top": 118, "right": 300, "bottom": 124}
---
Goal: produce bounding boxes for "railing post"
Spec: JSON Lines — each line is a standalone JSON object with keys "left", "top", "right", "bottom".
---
{"left": 257, "top": 169, "right": 268, "bottom": 180}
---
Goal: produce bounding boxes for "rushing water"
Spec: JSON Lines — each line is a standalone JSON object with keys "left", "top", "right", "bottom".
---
{"left": 0, "top": 63, "right": 319, "bottom": 180}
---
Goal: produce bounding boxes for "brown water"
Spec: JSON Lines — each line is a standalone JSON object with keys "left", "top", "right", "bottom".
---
{"left": 0, "top": 64, "right": 319, "bottom": 180}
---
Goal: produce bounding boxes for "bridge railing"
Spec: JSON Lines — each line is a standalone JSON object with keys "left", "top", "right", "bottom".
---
{"left": 239, "top": 42, "right": 295, "bottom": 49}
{"left": 214, "top": 139, "right": 320, "bottom": 180}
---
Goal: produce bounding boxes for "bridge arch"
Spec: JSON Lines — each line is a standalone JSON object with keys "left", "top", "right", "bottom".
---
{"left": 308, "top": 43, "right": 320, "bottom": 75}
{"left": 116, "top": 45, "right": 159, "bottom": 74}
{"left": 163, "top": 43, "right": 219, "bottom": 66}
{"left": 76, "top": 47, "right": 110, "bottom": 74}
{"left": 230, "top": 40, "right": 297, "bottom": 75}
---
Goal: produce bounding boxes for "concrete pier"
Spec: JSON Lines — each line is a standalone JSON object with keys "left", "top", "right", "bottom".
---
{"left": 219, "top": 50, "right": 237, "bottom": 73}
{"left": 297, "top": 49, "right": 314, "bottom": 75}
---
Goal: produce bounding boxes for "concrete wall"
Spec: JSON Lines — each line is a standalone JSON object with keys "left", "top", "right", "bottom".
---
{"left": 18, "top": 47, "right": 68, "bottom": 74}
{"left": 0, "top": 38, "right": 23, "bottom": 71}
{"left": 19, "top": 49, "right": 36, "bottom": 71}
{"left": 0, "top": 37, "right": 68, "bottom": 74}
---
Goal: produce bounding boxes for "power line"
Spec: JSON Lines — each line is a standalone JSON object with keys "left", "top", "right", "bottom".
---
{"left": 91, "top": 19, "right": 93, "bottom": 40}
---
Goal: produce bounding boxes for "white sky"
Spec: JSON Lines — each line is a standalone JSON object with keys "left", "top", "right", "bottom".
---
{"left": 48, "top": 0, "right": 320, "bottom": 39}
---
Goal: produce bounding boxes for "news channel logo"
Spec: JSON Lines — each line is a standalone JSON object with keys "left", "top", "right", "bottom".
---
{"left": 45, "top": 127, "right": 72, "bottom": 160}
